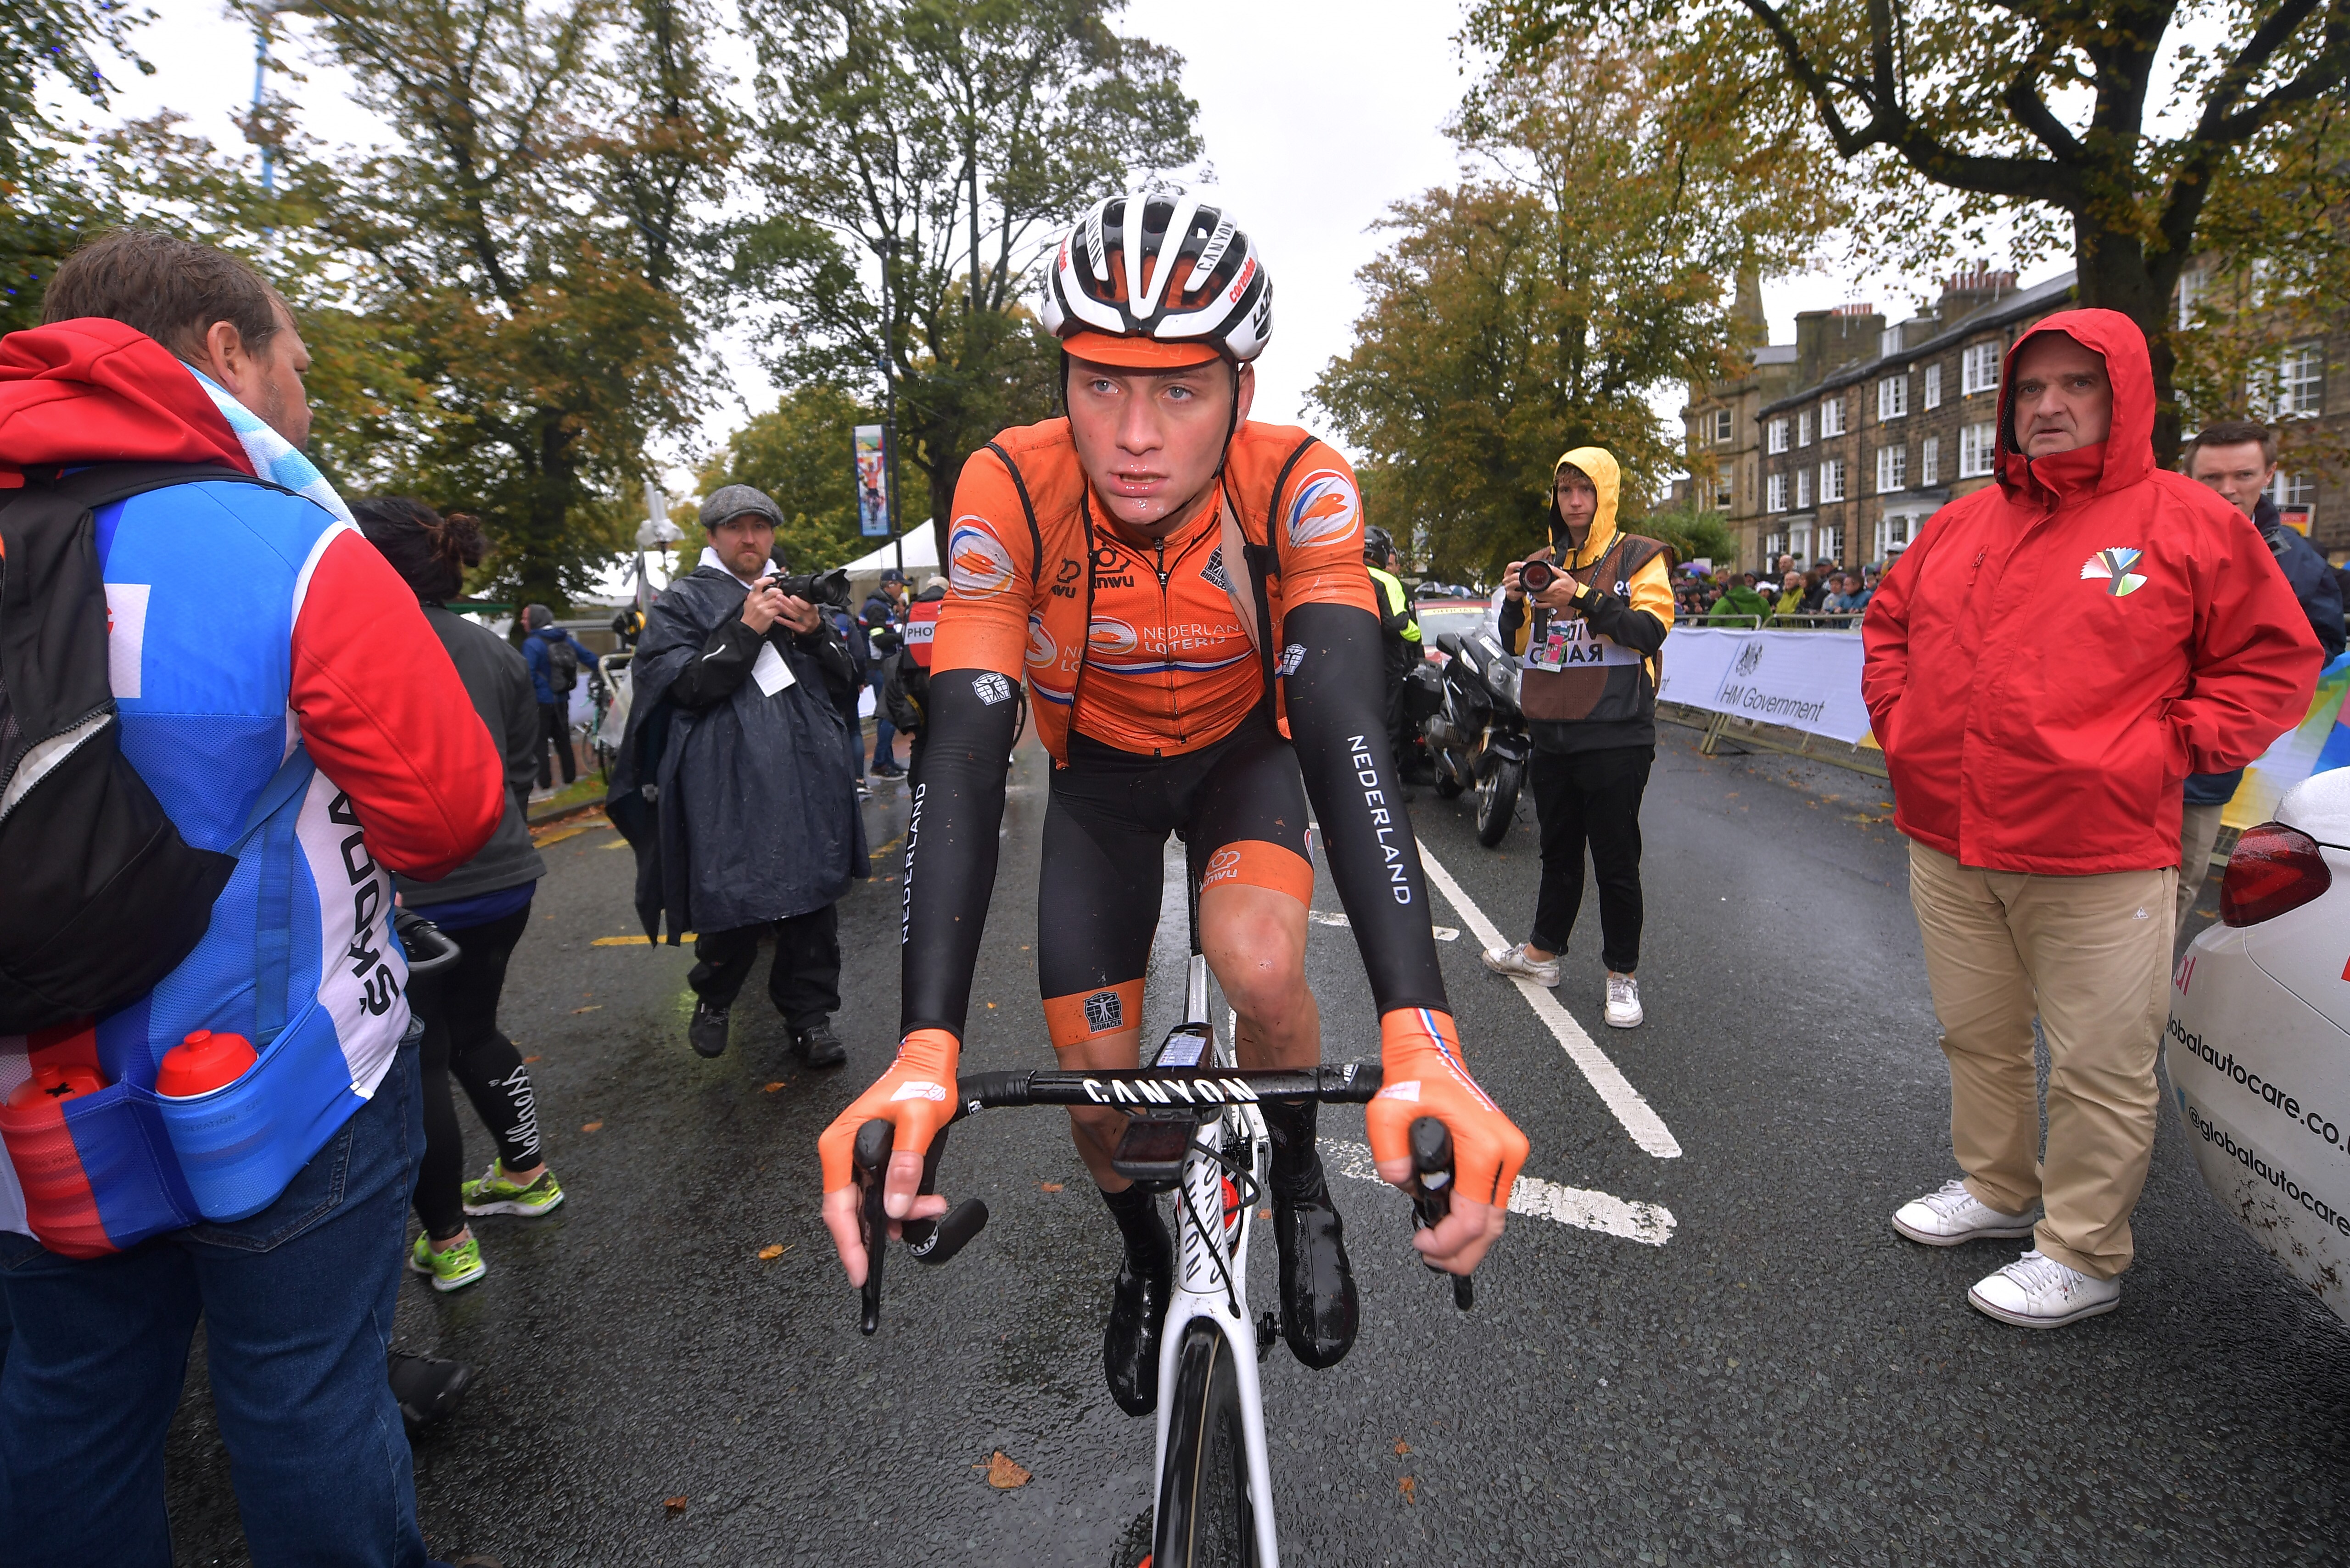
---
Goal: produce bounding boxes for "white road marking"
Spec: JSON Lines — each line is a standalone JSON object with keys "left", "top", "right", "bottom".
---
{"left": 1326, "top": 1141, "right": 1676, "bottom": 1246}
{"left": 1414, "top": 843, "right": 1683, "bottom": 1159}
{"left": 1309, "top": 907, "right": 1457, "bottom": 941}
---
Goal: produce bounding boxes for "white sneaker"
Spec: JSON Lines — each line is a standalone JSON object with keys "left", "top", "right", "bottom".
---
{"left": 1891, "top": 1178, "right": 2040, "bottom": 1246}
{"left": 1968, "top": 1249, "right": 2121, "bottom": 1329}
{"left": 1603, "top": 972, "right": 1642, "bottom": 1029}
{"left": 1481, "top": 944, "right": 1560, "bottom": 987}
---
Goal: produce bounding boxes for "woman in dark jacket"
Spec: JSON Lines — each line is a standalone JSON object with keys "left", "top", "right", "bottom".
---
{"left": 354, "top": 498, "right": 566, "bottom": 1292}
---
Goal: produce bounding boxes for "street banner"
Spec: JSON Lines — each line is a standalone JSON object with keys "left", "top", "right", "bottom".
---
{"left": 854, "top": 424, "right": 890, "bottom": 538}
{"left": 1655, "top": 628, "right": 1872, "bottom": 746}
{"left": 2224, "top": 650, "right": 2350, "bottom": 829}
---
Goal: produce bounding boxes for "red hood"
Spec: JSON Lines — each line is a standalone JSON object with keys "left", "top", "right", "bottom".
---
{"left": 0, "top": 318, "right": 251, "bottom": 481}
{"left": 1993, "top": 306, "right": 2155, "bottom": 507}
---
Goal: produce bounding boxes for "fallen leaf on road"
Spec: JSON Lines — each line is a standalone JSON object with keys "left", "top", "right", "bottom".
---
{"left": 1256, "top": 1209, "right": 1271, "bottom": 1220}
{"left": 1039, "top": 1182, "right": 1063, "bottom": 1193}
{"left": 523, "top": 1055, "right": 542, "bottom": 1063}
{"left": 764, "top": 1081, "right": 785, "bottom": 1092}
{"left": 1399, "top": 1476, "right": 1416, "bottom": 1503}
{"left": 758, "top": 1244, "right": 784, "bottom": 1260}
{"left": 663, "top": 1495, "right": 688, "bottom": 1514}
{"left": 978, "top": 1451, "right": 1030, "bottom": 1488}
{"left": 1393, "top": 1440, "right": 1411, "bottom": 1456}
{"left": 571, "top": 1005, "right": 602, "bottom": 1014}
{"left": 582, "top": 1121, "right": 604, "bottom": 1132}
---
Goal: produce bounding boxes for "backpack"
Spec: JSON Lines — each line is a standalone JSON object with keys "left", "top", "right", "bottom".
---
{"left": 543, "top": 630, "right": 580, "bottom": 694}
{"left": 0, "top": 464, "right": 257, "bottom": 1033}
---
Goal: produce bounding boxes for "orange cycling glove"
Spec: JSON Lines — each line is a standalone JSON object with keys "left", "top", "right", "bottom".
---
{"left": 817, "top": 1027, "right": 962, "bottom": 1197}
{"left": 1364, "top": 1008, "right": 1528, "bottom": 1209}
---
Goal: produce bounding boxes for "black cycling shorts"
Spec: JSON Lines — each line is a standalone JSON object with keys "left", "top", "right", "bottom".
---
{"left": 1038, "top": 716, "right": 1313, "bottom": 1049}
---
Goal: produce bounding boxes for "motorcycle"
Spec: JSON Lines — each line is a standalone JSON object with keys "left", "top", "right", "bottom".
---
{"left": 1407, "top": 629, "right": 1532, "bottom": 848}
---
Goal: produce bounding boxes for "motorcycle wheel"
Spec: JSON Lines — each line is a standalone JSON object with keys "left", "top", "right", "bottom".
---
{"left": 1474, "top": 756, "right": 1522, "bottom": 846}
{"left": 1433, "top": 768, "right": 1465, "bottom": 799}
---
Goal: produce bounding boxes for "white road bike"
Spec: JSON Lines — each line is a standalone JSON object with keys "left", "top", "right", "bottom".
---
{"left": 851, "top": 953, "right": 1468, "bottom": 1568}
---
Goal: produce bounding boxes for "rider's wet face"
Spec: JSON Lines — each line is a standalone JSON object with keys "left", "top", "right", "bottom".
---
{"left": 1067, "top": 357, "right": 1254, "bottom": 538}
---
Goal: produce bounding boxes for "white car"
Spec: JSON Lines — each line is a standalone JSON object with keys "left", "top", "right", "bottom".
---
{"left": 2168, "top": 766, "right": 2350, "bottom": 1325}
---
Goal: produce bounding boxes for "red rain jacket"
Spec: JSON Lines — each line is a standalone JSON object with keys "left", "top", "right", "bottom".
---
{"left": 1862, "top": 308, "right": 2321, "bottom": 875}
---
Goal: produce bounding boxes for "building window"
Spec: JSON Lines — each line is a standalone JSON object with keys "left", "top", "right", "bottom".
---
{"left": 1797, "top": 410, "right": 1813, "bottom": 447}
{"left": 1767, "top": 473, "right": 1788, "bottom": 512}
{"left": 1764, "top": 531, "right": 1787, "bottom": 564}
{"left": 1795, "top": 468, "right": 1813, "bottom": 509}
{"left": 1878, "top": 375, "right": 1908, "bottom": 420}
{"left": 2271, "top": 470, "right": 2318, "bottom": 509}
{"left": 2177, "top": 267, "right": 2205, "bottom": 330}
{"left": 1713, "top": 476, "right": 1734, "bottom": 509}
{"left": 1818, "top": 525, "right": 1843, "bottom": 565}
{"left": 1962, "top": 342, "right": 2001, "bottom": 396}
{"left": 1876, "top": 514, "right": 1914, "bottom": 559}
{"left": 1880, "top": 325, "right": 1903, "bottom": 357}
{"left": 1920, "top": 436, "right": 1941, "bottom": 486}
{"left": 1820, "top": 459, "right": 1846, "bottom": 503}
{"left": 2280, "top": 342, "right": 2324, "bottom": 417}
{"left": 1876, "top": 445, "right": 1908, "bottom": 493}
{"left": 1924, "top": 363, "right": 1943, "bottom": 409}
{"left": 1767, "top": 417, "right": 1789, "bottom": 454}
{"left": 1958, "top": 421, "right": 1997, "bottom": 478}
{"left": 1821, "top": 396, "right": 1846, "bottom": 437}
{"left": 1710, "top": 408, "right": 1735, "bottom": 444}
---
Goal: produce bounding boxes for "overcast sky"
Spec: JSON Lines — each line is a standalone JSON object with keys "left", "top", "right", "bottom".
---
{"left": 102, "top": 1, "right": 2049, "bottom": 490}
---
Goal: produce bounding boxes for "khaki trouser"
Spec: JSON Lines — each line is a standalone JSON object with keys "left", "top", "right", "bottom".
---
{"left": 1907, "top": 841, "right": 2176, "bottom": 1280}
{"left": 2176, "top": 801, "right": 2227, "bottom": 934}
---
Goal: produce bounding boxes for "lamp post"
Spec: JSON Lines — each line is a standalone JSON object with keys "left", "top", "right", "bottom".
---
{"left": 249, "top": 1, "right": 321, "bottom": 198}
{"left": 878, "top": 235, "right": 902, "bottom": 575}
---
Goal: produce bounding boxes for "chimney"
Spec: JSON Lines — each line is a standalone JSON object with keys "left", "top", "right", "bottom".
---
{"left": 1937, "top": 265, "right": 2018, "bottom": 329}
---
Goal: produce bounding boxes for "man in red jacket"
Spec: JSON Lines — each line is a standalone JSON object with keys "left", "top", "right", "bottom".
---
{"left": 1863, "top": 309, "right": 2319, "bottom": 1329}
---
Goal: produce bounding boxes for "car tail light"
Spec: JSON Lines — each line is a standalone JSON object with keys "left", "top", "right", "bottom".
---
{"left": 2221, "top": 823, "right": 2333, "bottom": 927}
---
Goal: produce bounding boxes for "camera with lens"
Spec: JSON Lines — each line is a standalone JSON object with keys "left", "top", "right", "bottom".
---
{"left": 760, "top": 567, "right": 854, "bottom": 611}
{"left": 1519, "top": 559, "right": 1556, "bottom": 594}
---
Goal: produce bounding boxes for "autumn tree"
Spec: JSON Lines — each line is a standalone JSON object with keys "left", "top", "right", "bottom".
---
{"left": 695, "top": 385, "right": 910, "bottom": 572}
{"left": 732, "top": 0, "right": 1201, "bottom": 553}
{"left": 1312, "top": 42, "right": 1829, "bottom": 583}
{"left": 1472, "top": 0, "right": 2350, "bottom": 460}
{"left": 263, "top": 0, "right": 736, "bottom": 608}
{"left": 0, "top": 0, "right": 151, "bottom": 331}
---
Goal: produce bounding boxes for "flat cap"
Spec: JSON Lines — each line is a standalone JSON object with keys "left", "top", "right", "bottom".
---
{"left": 699, "top": 483, "right": 785, "bottom": 531}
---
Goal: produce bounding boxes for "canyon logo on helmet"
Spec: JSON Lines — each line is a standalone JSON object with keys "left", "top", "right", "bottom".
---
{"left": 1040, "top": 192, "right": 1273, "bottom": 366}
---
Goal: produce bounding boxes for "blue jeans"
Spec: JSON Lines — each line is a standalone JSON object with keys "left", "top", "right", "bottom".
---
{"left": 0, "top": 1030, "right": 427, "bottom": 1568}
{"left": 867, "top": 666, "right": 896, "bottom": 768}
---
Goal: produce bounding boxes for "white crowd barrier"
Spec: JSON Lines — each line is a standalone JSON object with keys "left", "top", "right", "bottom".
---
{"left": 1655, "top": 628, "right": 1873, "bottom": 746}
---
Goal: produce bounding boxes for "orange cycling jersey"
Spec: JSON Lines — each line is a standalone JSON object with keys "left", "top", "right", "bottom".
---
{"left": 932, "top": 418, "right": 1378, "bottom": 760}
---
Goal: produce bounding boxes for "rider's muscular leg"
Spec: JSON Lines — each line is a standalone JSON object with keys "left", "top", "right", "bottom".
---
{"left": 1200, "top": 883, "right": 1318, "bottom": 1069}
{"left": 1054, "top": 1027, "right": 1143, "bottom": 1190}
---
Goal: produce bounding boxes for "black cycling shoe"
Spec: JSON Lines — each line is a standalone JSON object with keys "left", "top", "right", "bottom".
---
{"left": 688, "top": 1001, "right": 730, "bottom": 1058}
{"left": 793, "top": 1020, "right": 847, "bottom": 1069}
{"left": 1104, "top": 1252, "right": 1173, "bottom": 1417}
{"left": 1273, "top": 1171, "right": 1359, "bottom": 1370}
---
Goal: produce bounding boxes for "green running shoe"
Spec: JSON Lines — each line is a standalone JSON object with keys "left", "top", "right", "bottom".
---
{"left": 409, "top": 1232, "right": 487, "bottom": 1293}
{"left": 460, "top": 1164, "right": 566, "bottom": 1218}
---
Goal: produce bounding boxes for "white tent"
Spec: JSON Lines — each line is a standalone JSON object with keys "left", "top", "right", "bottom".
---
{"left": 839, "top": 522, "right": 938, "bottom": 577}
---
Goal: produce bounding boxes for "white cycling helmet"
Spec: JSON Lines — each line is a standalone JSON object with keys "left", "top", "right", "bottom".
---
{"left": 1038, "top": 191, "right": 1272, "bottom": 368}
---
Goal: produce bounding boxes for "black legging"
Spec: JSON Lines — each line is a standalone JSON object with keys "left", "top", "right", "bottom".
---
{"left": 411, "top": 902, "right": 543, "bottom": 1241}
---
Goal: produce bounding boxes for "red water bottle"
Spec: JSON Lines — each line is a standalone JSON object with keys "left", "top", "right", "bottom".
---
{"left": 6, "top": 1062, "right": 106, "bottom": 1109}
{"left": 156, "top": 1030, "right": 257, "bottom": 1098}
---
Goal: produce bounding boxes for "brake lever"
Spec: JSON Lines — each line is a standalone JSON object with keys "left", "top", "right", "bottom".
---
{"left": 900, "top": 1120, "right": 990, "bottom": 1266}
{"left": 852, "top": 1118, "right": 892, "bottom": 1334}
{"left": 1407, "top": 1116, "right": 1474, "bottom": 1312}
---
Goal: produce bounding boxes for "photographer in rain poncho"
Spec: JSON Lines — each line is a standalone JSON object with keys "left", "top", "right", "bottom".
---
{"left": 607, "top": 484, "right": 867, "bottom": 1069}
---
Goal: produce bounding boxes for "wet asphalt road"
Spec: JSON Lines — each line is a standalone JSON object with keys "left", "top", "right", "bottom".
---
{"left": 162, "top": 720, "right": 2350, "bottom": 1566}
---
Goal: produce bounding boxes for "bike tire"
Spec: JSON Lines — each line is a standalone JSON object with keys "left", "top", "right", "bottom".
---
{"left": 1152, "top": 1319, "right": 1256, "bottom": 1568}
{"left": 1475, "top": 756, "right": 1522, "bottom": 847}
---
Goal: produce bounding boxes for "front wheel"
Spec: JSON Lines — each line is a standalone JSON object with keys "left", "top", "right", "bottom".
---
{"left": 1475, "top": 756, "right": 1523, "bottom": 847}
{"left": 1153, "top": 1319, "right": 1257, "bottom": 1568}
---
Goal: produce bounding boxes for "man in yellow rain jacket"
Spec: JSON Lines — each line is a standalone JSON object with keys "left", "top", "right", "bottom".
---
{"left": 1480, "top": 446, "right": 1675, "bottom": 1029}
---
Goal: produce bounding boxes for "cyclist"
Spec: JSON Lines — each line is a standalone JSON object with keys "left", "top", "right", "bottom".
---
{"left": 819, "top": 194, "right": 1529, "bottom": 1416}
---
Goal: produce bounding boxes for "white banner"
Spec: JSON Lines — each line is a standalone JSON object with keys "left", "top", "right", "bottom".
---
{"left": 1657, "top": 628, "right": 1874, "bottom": 745}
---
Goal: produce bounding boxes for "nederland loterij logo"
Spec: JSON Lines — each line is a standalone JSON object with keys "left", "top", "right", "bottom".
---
{"left": 2081, "top": 547, "right": 2148, "bottom": 597}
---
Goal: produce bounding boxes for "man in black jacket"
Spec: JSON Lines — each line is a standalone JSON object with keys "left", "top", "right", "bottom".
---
{"left": 859, "top": 569, "right": 908, "bottom": 778}
{"left": 607, "top": 484, "right": 867, "bottom": 1066}
{"left": 2177, "top": 420, "right": 2347, "bottom": 930}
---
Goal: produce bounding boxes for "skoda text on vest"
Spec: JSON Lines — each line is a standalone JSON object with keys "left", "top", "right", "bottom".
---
{"left": 1348, "top": 734, "right": 1413, "bottom": 905}
{"left": 330, "top": 792, "right": 402, "bottom": 1016}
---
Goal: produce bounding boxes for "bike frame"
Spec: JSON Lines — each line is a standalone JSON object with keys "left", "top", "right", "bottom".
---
{"left": 1151, "top": 951, "right": 1283, "bottom": 1566}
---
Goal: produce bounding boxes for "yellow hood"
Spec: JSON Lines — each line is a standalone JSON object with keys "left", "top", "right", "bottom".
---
{"left": 1550, "top": 445, "right": 1621, "bottom": 567}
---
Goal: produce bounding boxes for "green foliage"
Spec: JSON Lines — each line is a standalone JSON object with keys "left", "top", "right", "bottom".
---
{"left": 0, "top": 0, "right": 152, "bottom": 333}
{"left": 1467, "top": 0, "right": 2350, "bottom": 458}
{"left": 1635, "top": 502, "right": 1735, "bottom": 571}
{"left": 1311, "top": 41, "right": 1826, "bottom": 585}
{"left": 733, "top": 0, "right": 1202, "bottom": 535}
{"left": 694, "top": 385, "right": 906, "bottom": 573}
